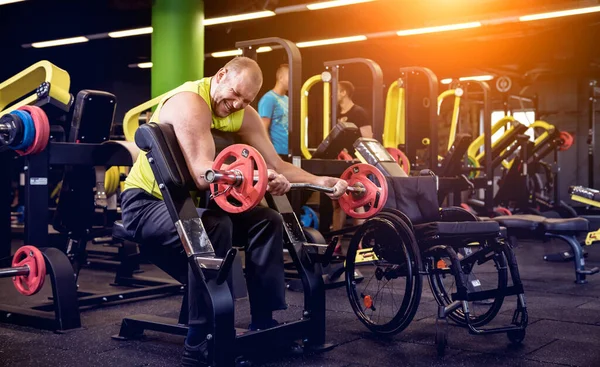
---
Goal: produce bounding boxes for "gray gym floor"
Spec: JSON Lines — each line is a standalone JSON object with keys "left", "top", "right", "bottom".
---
{"left": 2, "top": 237, "right": 600, "bottom": 367}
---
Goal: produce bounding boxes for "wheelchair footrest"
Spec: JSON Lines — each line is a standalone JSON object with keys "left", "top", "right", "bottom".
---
{"left": 462, "top": 285, "right": 524, "bottom": 302}
{"left": 577, "top": 267, "right": 599, "bottom": 276}
{"left": 467, "top": 323, "right": 526, "bottom": 336}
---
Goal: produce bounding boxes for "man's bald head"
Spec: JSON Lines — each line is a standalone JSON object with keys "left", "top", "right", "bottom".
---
{"left": 211, "top": 57, "right": 264, "bottom": 117}
{"left": 223, "top": 56, "right": 263, "bottom": 88}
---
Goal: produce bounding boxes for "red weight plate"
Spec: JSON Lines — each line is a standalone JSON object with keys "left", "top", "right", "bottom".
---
{"left": 494, "top": 207, "right": 512, "bottom": 216}
{"left": 385, "top": 147, "right": 410, "bottom": 175}
{"left": 30, "top": 106, "right": 50, "bottom": 154}
{"left": 211, "top": 144, "right": 268, "bottom": 213}
{"left": 338, "top": 151, "right": 353, "bottom": 160}
{"left": 338, "top": 163, "right": 388, "bottom": 219}
{"left": 18, "top": 106, "right": 50, "bottom": 155}
{"left": 460, "top": 203, "right": 472, "bottom": 212}
{"left": 11, "top": 245, "right": 46, "bottom": 296}
{"left": 559, "top": 131, "right": 573, "bottom": 151}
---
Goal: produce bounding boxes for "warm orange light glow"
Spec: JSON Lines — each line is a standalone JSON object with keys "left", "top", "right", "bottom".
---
{"left": 306, "top": 0, "right": 374, "bottom": 10}
{"left": 397, "top": 22, "right": 481, "bottom": 36}
{"left": 441, "top": 75, "right": 494, "bottom": 84}
{"left": 519, "top": 5, "right": 600, "bottom": 21}
{"left": 296, "top": 35, "right": 367, "bottom": 48}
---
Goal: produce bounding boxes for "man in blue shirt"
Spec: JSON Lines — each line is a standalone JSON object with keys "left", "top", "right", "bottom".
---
{"left": 258, "top": 64, "right": 289, "bottom": 155}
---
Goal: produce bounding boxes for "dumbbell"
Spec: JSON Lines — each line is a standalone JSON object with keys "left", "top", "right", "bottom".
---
{"left": 0, "top": 246, "right": 47, "bottom": 296}
{"left": 203, "top": 144, "right": 388, "bottom": 219}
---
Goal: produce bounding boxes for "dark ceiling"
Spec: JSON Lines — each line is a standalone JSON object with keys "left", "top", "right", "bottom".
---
{"left": 1, "top": 0, "right": 600, "bottom": 112}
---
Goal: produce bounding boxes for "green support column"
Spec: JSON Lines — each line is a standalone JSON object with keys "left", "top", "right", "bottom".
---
{"left": 151, "top": 0, "right": 204, "bottom": 98}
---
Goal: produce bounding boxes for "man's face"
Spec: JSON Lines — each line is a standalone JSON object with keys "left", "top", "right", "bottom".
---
{"left": 212, "top": 69, "right": 260, "bottom": 118}
{"left": 279, "top": 68, "right": 289, "bottom": 91}
{"left": 337, "top": 87, "right": 346, "bottom": 104}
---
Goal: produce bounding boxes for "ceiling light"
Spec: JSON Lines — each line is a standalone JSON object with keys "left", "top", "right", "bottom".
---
{"left": 519, "top": 5, "right": 600, "bottom": 21}
{"left": 306, "top": 0, "right": 374, "bottom": 10}
{"left": 211, "top": 46, "right": 273, "bottom": 58}
{"left": 108, "top": 27, "right": 153, "bottom": 38}
{"left": 31, "top": 36, "right": 89, "bottom": 48}
{"left": 296, "top": 35, "right": 367, "bottom": 48}
{"left": 0, "top": 0, "right": 26, "bottom": 5}
{"left": 204, "top": 10, "right": 275, "bottom": 26}
{"left": 397, "top": 22, "right": 481, "bottom": 36}
{"left": 441, "top": 75, "right": 494, "bottom": 84}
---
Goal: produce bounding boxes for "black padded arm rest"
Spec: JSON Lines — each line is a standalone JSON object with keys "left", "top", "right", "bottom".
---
{"left": 440, "top": 206, "right": 480, "bottom": 222}
{"left": 312, "top": 122, "right": 361, "bottom": 159}
{"left": 438, "top": 133, "right": 472, "bottom": 177}
{"left": 487, "top": 122, "right": 528, "bottom": 162}
{"left": 134, "top": 122, "right": 194, "bottom": 190}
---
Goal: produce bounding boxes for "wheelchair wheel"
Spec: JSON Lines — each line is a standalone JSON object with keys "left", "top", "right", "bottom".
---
{"left": 427, "top": 244, "right": 508, "bottom": 328}
{"left": 345, "top": 214, "right": 422, "bottom": 335}
{"left": 507, "top": 328, "right": 526, "bottom": 344}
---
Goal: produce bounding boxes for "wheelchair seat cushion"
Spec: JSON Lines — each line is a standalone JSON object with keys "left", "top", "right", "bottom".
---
{"left": 112, "top": 220, "right": 135, "bottom": 242}
{"left": 543, "top": 217, "right": 588, "bottom": 232}
{"left": 490, "top": 214, "right": 546, "bottom": 231}
{"left": 414, "top": 221, "right": 501, "bottom": 239}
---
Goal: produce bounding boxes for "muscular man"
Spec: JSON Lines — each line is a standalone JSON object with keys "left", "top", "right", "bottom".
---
{"left": 121, "top": 57, "right": 347, "bottom": 366}
{"left": 332, "top": 81, "right": 372, "bottom": 254}
{"left": 258, "top": 64, "right": 289, "bottom": 155}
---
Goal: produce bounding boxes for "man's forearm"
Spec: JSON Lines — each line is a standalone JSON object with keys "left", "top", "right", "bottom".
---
{"left": 276, "top": 161, "right": 326, "bottom": 185}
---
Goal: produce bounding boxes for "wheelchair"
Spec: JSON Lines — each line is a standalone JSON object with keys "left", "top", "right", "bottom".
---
{"left": 343, "top": 142, "right": 528, "bottom": 356}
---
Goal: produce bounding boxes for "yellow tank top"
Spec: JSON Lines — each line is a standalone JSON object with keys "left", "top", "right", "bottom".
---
{"left": 124, "top": 77, "right": 245, "bottom": 199}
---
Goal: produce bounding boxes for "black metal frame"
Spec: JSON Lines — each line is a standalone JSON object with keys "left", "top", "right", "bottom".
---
{"left": 589, "top": 80, "right": 599, "bottom": 188}
{"left": 113, "top": 123, "right": 335, "bottom": 366}
{"left": 324, "top": 58, "right": 385, "bottom": 143}
{"left": 462, "top": 81, "right": 494, "bottom": 214}
{"left": 1, "top": 150, "right": 11, "bottom": 262}
{"left": 21, "top": 141, "right": 182, "bottom": 309}
{"left": 398, "top": 67, "right": 439, "bottom": 172}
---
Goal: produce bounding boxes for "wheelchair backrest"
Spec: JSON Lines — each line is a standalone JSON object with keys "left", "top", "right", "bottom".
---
{"left": 384, "top": 176, "right": 440, "bottom": 224}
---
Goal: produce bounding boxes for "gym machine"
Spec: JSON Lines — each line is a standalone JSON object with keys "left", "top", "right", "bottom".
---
{"left": 0, "top": 61, "right": 182, "bottom": 319}
{"left": 112, "top": 122, "right": 341, "bottom": 366}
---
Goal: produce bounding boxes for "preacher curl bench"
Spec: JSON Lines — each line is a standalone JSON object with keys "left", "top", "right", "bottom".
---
{"left": 111, "top": 122, "right": 337, "bottom": 366}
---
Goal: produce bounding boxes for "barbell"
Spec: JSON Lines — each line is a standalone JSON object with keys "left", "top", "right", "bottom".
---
{"left": 203, "top": 144, "right": 389, "bottom": 219}
{"left": 0, "top": 246, "right": 47, "bottom": 296}
{"left": 0, "top": 106, "right": 50, "bottom": 156}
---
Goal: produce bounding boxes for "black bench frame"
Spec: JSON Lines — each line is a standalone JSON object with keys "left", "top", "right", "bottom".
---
{"left": 112, "top": 122, "right": 336, "bottom": 366}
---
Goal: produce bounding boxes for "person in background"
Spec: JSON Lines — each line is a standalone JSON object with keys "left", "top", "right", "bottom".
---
{"left": 337, "top": 81, "right": 372, "bottom": 138}
{"left": 258, "top": 64, "right": 289, "bottom": 155}
{"left": 332, "top": 81, "right": 372, "bottom": 255}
